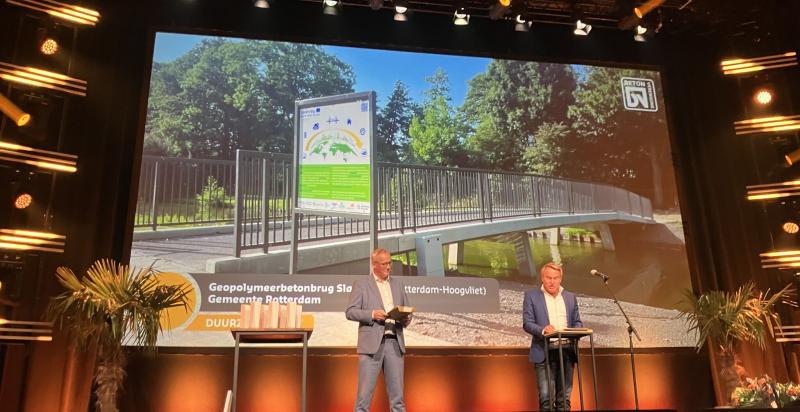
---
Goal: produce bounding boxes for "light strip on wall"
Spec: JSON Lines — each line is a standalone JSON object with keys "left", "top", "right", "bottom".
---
{"left": 760, "top": 250, "right": 800, "bottom": 269}
{"left": 746, "top": 180, "right": 800, "bottom": 201}
{"left": 0, "top": 62, "right": 87, "bottom": 97}
{"left": 0, "top": 229, "right": 65, "bottom": 254}
{"left": 0, "top": 319, "right": 53, "bottom": 342}
{"left": 735, "top": 115, "right": 800, "bottom": 135}
{"left": 5, "top": 0, "right": 100, "bottom": 26}
{"left": 0, "top": 140, "right": 77, "bottom": 173}
{"left": 721, "top": 52, "right": 798, "bottom": 75}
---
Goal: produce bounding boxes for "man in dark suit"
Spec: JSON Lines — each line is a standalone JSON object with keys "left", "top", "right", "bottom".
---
{"left": 345, "top": 248, "right": 412, "bottom": 412}
{"left": 523, "top": 262, "right": 583, "bottom": 411}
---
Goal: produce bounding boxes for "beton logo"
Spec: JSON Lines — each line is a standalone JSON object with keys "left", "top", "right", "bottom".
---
{"left": 621, "top": 77, "right": 658, "bottom": 112}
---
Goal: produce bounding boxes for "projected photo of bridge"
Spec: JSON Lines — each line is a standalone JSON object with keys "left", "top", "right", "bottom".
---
{"left": 130, "top": 33, "right": 693, "bottom": 349}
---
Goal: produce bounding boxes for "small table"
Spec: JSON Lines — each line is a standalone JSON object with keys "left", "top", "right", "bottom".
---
{"left": 543, "top": 329, "right": 598, "bottom": 411}
{"left": 230, "top": 328, "right": 314, "bottom": 412}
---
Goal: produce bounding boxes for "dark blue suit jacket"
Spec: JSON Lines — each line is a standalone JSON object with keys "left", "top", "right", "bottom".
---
{"left": 522, "top": 288, "right": 583, "bottom": 364}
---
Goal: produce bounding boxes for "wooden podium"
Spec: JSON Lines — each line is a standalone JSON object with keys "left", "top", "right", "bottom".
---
{"left": 543, "top": 328, "right": 598, "bottom": 411}
{"left": 230, "top": 324, "right": 314, "bottom": 412}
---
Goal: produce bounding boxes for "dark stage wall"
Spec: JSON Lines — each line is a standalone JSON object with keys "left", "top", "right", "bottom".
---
{"left": 120, "top": 348, "right": 712, "bottom": 412}
{"left": 1, "top": 0, "right": 799, "bottom": 411}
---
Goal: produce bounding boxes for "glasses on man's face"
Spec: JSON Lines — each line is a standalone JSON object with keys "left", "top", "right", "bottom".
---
{"left": 375, "top": 260, "right": 392, "bottom": 266}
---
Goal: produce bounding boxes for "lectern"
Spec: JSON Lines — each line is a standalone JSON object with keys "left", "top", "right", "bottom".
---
{"left": 230, "top": 328, "right": 314, "bottom": 412}
{"left": 543, "top": 328, "right": 598, "bottom": 411}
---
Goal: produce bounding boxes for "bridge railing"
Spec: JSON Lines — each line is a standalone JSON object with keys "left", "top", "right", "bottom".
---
{"left": 132, "top": 152, "right": 653, "bottom": 256}
{"left": 134, "top": 156, "right": 236, "bottom": 230}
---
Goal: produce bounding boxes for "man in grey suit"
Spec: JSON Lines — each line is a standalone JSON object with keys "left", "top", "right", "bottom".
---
{"left": 523, "top": 262, "right": 583, "bottom": 411}
{"left": 345, "top": 248, "right": 412, "bottom": 412}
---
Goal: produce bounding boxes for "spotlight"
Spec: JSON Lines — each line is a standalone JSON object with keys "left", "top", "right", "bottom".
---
{"left": 515, "top": 15, "right": 531, "bottom": 32}
{"left": 254, "top": 0, "right": 269, "bottom": 8}
{"left": 394, "top": 0, "right": 408, "bottom": 20}
{"left": 786, "top": 148, "right": 800, "bottom": 166}
{"left": 394, "top": 12, "right": 407, "bottom": 21}
{"left": 0, "top": 92, "right": 31, "bottom": 127}
{"left": 618, "top": 0, "right": 665, "bottom": 30}
{"left": 754, "top": 89, "right": 773, "bottom": 105}
{"left": 489, "top": 0, "right": 511, "bottom": 20}
{"left": 39, "top": 38, "right": 59, "bottom": 55}
{"left": 784, "top": 221, "right": 800, "bottom": 234}
{"left": 13, "top": 192, "right": 33, "bottom": 210}
{"left": 323, "top": 0, "right": 339, "bottom": 14}
{"left": 453, "top": 8, "right": 470, "bottom": 26}
{"left": 369, "top": 0, "right": 383, "bottom": 10}
{"left": 633, "top": 25, "right": 647, "bottom": 42}
{"left": 574, "top": 19, "right": 591, "bottom": 35}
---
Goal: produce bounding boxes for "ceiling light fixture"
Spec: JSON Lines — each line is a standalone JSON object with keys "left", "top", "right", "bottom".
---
{"left": 0, "top": 92, "right": 31, "bottom": 127}
{"left": 633, "top": 25, "right": 647, "bottom": 42}
{"left": 754, "top": 89, "right": 773, "bottom": 105}
{"left": 574, "top": 19, "right": 591, "bottom": 35}
{"left": 453, "top": 8, "right": 469, "bottom": 26}
{"left": 515, "top": 14, "right": 531, "bottom": 32}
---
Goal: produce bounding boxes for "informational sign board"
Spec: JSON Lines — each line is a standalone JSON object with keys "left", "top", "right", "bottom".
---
{"left": 294, "top": 92, "right": 375, "bottom": 216}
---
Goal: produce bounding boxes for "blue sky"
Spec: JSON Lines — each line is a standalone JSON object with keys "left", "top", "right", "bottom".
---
{"left": 152, "top": 32, "right": 491, "bottom": 106}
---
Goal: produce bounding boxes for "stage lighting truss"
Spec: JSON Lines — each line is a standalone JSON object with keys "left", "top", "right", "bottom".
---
{"left": 734, "top": 115, "right": 800, "bottom": 135}
{"left": 0, "top": 228, "right": 65, "bottom": 254}
{"left": 0, "top": 318, "right": 54, "bottom": 342}
{"left": 0, "top": 62, "right": 87, "bottom": 97}
{"left": 5, "top": 0, "right": 100, "bottom": 26}
{"left": 746, "top": 180, "right": 800, "bottom": 201}
{"left": 760, "top": 250, "right": 800, "bottom": 269}
{"left": 0, "top": 140, "right": 77, "bottom": 173}
{"left": 721, "top": 52, "right": 798, "bottom": 76}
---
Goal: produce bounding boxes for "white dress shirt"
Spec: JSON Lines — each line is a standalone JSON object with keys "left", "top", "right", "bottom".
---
{"left": 542, "top": 285, "right": 568, "bottom": 346}
{"left": 374, "top": 275, "right": 396, "bottom": 335}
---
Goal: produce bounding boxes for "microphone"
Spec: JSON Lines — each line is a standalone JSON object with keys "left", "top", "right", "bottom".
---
{"left": 590, "top": 269, "right": 609, "bottom": 281}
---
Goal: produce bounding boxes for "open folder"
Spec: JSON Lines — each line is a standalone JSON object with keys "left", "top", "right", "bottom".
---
{"left": 388, "top": 306, "right": 415, "bottom": 320}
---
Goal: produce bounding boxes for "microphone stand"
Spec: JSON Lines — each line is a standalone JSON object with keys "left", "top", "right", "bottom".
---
{"left": 598, "top": 274, "right": 641, "bottom": 410}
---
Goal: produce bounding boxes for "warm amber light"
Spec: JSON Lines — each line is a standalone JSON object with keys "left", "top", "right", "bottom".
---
{"left": 0, "top": 92, "right": 32, "bottom": 127}
{"left": 498, "top": 0, "right": 511, "bottom": 6}
{"left": 760, "top": 250, "right": 800, "bottom": 258}
{"left": 747, "top": 193, "right": 792, "bottom": 200}
{"left": 40, "top": 38, "right": 58, "bottom": 55}
{"left": 754, "top": 89, "right": 773, "bottom": 105}
{"left": 13, "top": 193, "right": 32, "bottom": 209}
{"left": 784, "top": 222, "right": 800, "bottom": 234}
{"left": 0, "top": 229, "right": 65, "bottom": 240}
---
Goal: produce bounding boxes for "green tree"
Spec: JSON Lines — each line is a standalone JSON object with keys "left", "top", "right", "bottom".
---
{"left": 376, "top": 81, "right": 417, "bottom": 163}
{"left": 409, "top": 70, "right": 465, "bottom": 166}
{"left": 567, "top": 67, "right": 672, "bottom": 207}
{"left": 461, "top": 61, "right": 576, "bottom": 171}
{"left": 144, "top": 39, "right": 355, "bottom": 159}
{"left": 522, "top": 122, "right": 570, "bottom": 176}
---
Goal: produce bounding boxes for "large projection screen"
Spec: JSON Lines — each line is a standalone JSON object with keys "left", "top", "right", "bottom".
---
{"left": 130, "top": 32, "right": 695, "bottom": 349}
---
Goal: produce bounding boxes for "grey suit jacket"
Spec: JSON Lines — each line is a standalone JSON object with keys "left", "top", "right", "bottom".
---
{"left": 345, "top": 275, "right": 410, "bottom": 355}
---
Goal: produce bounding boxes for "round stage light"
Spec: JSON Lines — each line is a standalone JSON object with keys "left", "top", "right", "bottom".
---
{"left": 14, "top": 192, "right": 33, "bottom": 209}
{"left": 783, "top": 221, "right": 799, "bottom": 234}
{"left": 754, "top": 89, "right": 773, "bottom": 105}
{"left": 40, "top": 38, "right": 59, "bottom": 55}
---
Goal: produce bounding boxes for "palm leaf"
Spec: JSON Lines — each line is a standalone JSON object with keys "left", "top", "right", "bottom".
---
{"left": 679, "top": 281, "right": 792, "bottom": 353}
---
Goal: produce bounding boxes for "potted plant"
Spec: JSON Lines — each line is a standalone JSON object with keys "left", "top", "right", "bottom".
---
{"left": 47, "top": 259, "right": 190, "bottom": 412}
{"left": 679, "top": 281, "right": 792, "bottom": 406}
